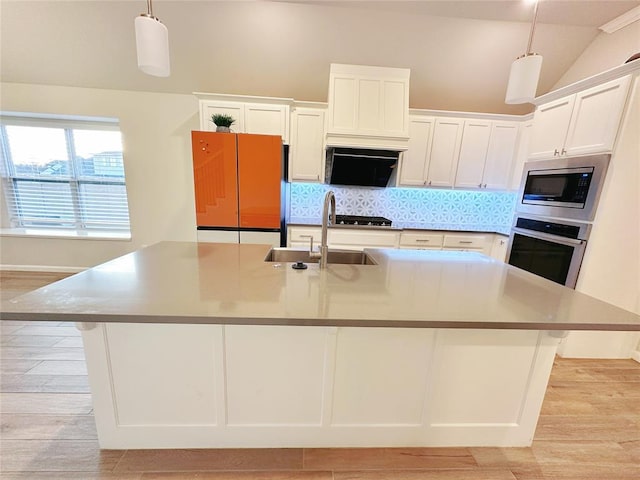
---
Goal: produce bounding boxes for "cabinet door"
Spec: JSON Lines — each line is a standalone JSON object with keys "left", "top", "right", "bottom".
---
{"left": 443, "top": 234, "right": 490, "bottom": 254}
{"left": 483, "top": 122, "right": 519, "bottom": 190}
{"left": 328, "top": 74, "right": 358, "bottom": 131}
{"left": 399, "top": 116, "right": 435, "bottom": 186}
{"left": 290, "top": 108, "right": 325, "bottom": 182}
{"left": 510, "top": 121, "right": 533, "bottom": 190}
{"left": 454, "top": 120, "right": 491, "bottom": 189}
{"left": 328, "top": 229, "right": 399, "bottom": 250}
{"left": 244, "top": 104, "right": 290, "bottom": 142}
{"left": 564, "top": 75, "right": 631, "bottom": 157}
{"left": 191, "top": 131, "right": 239, "bottom": 228}
{"left": 528, "top": 95, "right": 575, "bottom": 160}
{"left": 427, "top": 118, "right": 464, "bottom": 188}
{"left": 490, "top": 234, "right": 509, "bottom": 262}
{"left": 237, "top": 134, "right": 281, "bottom": 229}
{"left": 200, "top": 101, "right": 245, "bottom": 133}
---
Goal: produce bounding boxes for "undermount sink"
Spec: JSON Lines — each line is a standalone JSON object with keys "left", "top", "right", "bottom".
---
{"left": 264, "top": 248, "right": 377, "bottom": 265}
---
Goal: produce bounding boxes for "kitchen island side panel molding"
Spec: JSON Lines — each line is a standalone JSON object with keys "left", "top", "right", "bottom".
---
{"left": 81, "top": 323, "right": 559, "bottom": 449}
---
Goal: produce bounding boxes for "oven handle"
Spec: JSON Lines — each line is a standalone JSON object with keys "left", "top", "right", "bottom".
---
{"left": 511, "top": 227, "right": 586, "bottom": 246}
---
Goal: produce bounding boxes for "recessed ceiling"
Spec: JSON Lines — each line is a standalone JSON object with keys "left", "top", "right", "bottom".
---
{"left": 1, "top": 1, "right": 638, "bottom": 116}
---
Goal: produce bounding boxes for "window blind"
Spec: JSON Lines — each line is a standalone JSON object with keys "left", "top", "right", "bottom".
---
{"left": 0, "top": 116, "right": 131, "bottom": 233}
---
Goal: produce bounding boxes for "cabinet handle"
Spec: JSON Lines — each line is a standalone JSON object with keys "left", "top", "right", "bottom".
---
{"left": 428, "top": 180, "right": 432, "bottom": 186}
{"left": 483, "top": 183, "right": 487, "bottom": 188}
{"left": 561, "top": 148, "right": 567, "bottom": 155}
{"left": 478, "top": 183, "right": 482, "bottom": 188}
{"left": 423, "top": 181, "right": 427, "bottom": 186}
{"left": 416, "top": 239, "right": 431, "bottom": 242}
{"left": 459, "top": 241, "right": 473, "bottom": 244}
{"left": 554, "top": 149, "right": 560, "bottom": 156}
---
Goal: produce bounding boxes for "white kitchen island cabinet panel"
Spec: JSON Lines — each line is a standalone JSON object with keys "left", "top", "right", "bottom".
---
{"left": 81, "top": 323, "right": 559, "bottom": 449}
{"left": 224, "top": 325, "right": 327, "bottom": 425}
{"left": 529, "top": 75, "right": 631, "bottom": 160}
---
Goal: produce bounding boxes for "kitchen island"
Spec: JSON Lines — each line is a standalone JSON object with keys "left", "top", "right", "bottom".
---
{"left": 3, "top": 241, "right": 639, "bottom": 450}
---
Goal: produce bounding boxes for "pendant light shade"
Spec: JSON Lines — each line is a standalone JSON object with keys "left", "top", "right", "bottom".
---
{"left": 505, "top": 0, "right": 542, "bottom": 104}
{"left": 134, "top": 1, "right": 170, "bottom": 77}
{"left": 505, "top": 53, "right": 543, "bottom": 104}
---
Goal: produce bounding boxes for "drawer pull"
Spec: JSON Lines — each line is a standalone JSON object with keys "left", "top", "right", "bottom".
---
{"left": 459, "top": 240, "right": 474, "bottom": 244}
{"left": 416, "top": 239, "right": 431, "bottom": 242}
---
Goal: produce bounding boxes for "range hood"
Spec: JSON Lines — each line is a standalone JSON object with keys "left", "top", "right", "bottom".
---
{"left": 326, "top": 64, "right": 410, "bottom": 150}
{"left": 325, "top": 147, "right": 400, "bottom": 188}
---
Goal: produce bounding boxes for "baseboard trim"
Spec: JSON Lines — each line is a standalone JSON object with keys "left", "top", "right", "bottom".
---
{"left": 632, "top": 350, "right": 640, "bottom": 364}
{"left": 0, "top": 264, "right": 85, "bottom": 274}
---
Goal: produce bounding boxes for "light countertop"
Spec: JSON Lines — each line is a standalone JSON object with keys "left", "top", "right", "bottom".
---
{"left": 2, "top": 241, "right": 639, "bottom": 331}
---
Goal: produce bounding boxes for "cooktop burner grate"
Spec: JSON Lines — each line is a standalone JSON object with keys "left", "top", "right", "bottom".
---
{"left": 333, "top": 215, "right": 392, "bottom": 227}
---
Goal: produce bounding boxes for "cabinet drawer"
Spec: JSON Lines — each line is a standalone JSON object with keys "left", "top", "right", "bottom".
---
{"left": 288, "top": 227, "right": 321, "bottom": 246}
{"left": 443, "top": 234, "right": 486, "bottom": 249}
{"left": 328, "top": 229, "right": 399, "bottom": 249}
{"left": 399, "top": 232, "right": 444, "bottom": 248}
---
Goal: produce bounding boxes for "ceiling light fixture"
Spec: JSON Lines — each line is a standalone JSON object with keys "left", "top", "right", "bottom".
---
{"left": 505, "top": 0, "right": 543, "bottom": 104}
{"left": 134, "top": 0, "right": 170, "bottom": 77}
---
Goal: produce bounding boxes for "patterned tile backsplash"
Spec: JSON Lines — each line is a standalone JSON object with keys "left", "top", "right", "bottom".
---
{"left": 289, "top": 183, "right": 517, "bottom": 234}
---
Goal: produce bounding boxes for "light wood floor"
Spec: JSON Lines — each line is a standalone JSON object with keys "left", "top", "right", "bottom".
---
{"left": 1, "top": 271, "right": 639, "bottom": 479}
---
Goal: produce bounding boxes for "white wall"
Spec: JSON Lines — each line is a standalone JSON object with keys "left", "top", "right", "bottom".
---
{"left": 0, "top": 83, "right": 200, "bottom": 269}
{"left": 553, "top": 21, "right": 640, "bottom": 89}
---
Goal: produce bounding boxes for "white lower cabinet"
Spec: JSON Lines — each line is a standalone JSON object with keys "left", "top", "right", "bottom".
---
{"left": 290, "top": 226, "right": 497, "bottom": 257}
{"left": 399, "top": 232, "right": 444, "bottom": 250}
{"left": 490, "top": 234, "right": 510, "bottom": 262}
{"left": 288, "top": 226, "right": 399, "bottom": 250}
{"left": 328, "top": 229, "right": 399, "bottom": 250}
{"left": 443, "top": 234, "right": 492, "bottom": 255}
{"left": 288, "top": 226, "right": 321, "bottom": 249}
{"left": 81, "top": 323, "right": 559, "bottom": 448}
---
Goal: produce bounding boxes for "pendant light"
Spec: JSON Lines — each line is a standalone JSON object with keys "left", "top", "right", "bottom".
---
{"left": 134, "top": 0, "right": 170, "bottom": 77}
{"left": 505, "top": 0, "right": 543, "bottom": 104}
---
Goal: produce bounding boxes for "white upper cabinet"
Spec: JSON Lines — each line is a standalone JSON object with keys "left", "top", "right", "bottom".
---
{"left": 426, "top": 118, "right": 464, "bottom": 188}
{"left": 244, "top": 104, "right": 290, "bottom": 141}
{"left": 198, "top": 97, "right": 291, "bottom": 143}
{"left": 399, "top": 115, "right": 435, "bottom": 186}
{"left": 510, "top": 120, "right": 533, "bottom": 190}
{"left": 326, "top": 64, "right": 410, "bottom": 149}
{"left": 290, "top": 106, "right": 326, "bottom": 182}
{"left": 454, "top": 120, "right": 492, "bottom": 189}
{"left": 483, "top": 121, "right": 519, "bottom": 190}
{"left": 529, "top": 75, "right": 631, "bottom": 160}
{"left": 200, "top": 101, "right": 245, "bottom": 133}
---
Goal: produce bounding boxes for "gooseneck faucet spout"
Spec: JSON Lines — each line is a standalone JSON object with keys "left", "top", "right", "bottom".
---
{"left": 309, "top": 190, "right": 336, "bottom": 269}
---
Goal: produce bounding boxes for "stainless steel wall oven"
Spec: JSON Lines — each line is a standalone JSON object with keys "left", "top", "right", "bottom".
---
{"left": 507, "top": 215, "right": 591, "bottom": 288}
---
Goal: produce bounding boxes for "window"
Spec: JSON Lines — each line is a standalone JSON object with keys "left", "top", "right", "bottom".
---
{"left": 0, "top": 114, "right": 131, "bottom": 236}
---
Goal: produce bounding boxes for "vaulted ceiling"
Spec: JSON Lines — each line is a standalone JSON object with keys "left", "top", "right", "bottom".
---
{"left": 1, "top": 1, "right": 638, "bottom": 115}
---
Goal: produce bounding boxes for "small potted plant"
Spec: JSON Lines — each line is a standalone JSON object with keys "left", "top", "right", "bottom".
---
{"left": 211, "top": 113, "right": 235, "bottom": 133}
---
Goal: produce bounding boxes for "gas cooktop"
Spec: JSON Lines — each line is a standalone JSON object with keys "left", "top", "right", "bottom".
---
{"left": 333, "top": 215, "right": 392, "bottom": 227}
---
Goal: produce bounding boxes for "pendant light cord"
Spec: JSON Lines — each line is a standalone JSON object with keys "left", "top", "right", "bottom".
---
{"left": 525, "top": 1, "right": 540, "bottom": 55}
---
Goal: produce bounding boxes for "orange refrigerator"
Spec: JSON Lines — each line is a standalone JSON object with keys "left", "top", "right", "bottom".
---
{"left": 191, "top": 131, "right": 288, "bottom": 246}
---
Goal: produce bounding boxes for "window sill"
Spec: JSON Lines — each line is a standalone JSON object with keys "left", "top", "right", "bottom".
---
{"left": 0, "top": 228, "right": 131, "bottom": 241}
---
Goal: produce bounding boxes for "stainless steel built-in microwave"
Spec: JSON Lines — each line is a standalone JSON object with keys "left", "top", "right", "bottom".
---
{"left": 516, "top": 154, "right": 610, "bottom": 221}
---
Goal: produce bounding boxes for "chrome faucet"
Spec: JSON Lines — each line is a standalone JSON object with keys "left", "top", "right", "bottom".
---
{"left": 309, "top": 190, "right": 336, "bottom": 269}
